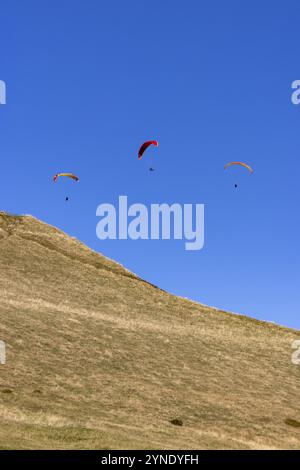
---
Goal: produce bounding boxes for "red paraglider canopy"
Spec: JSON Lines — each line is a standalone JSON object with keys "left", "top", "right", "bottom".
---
{"left": 138, "top": 140, "right": 158, "bottom": 159}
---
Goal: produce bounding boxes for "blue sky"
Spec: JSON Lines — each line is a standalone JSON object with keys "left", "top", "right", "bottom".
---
{"left": 1, "top": 0, "right": 299, "bottom": 329}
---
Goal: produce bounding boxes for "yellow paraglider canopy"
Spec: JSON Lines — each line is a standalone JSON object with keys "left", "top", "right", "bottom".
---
{"left": 53, "top": 173, "right": 79, "bottom": 182}
{"left": 224, "top": 162, "right": 254, "bottom": 173}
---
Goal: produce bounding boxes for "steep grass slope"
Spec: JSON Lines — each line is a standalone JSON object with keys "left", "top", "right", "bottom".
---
{"left": 0, "top": 212, "right": 299, "bottom": 449}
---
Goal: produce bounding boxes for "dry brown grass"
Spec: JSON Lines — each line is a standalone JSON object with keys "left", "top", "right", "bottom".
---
{"left": 0, "top": 212, "right": 299, "bottom": 449}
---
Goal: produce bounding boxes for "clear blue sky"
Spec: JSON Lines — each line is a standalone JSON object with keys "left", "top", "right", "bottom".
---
{"left": 1, "top": 1, "right": 299, "bottom": 329}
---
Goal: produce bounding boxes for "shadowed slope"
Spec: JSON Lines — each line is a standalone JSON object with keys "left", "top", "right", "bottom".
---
{"left": 0, "top": 212, "right": 299, "bottom": 449}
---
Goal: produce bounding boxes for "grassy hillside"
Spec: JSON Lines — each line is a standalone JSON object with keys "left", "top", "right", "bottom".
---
{"left": 0, "top": 212, "right": 299, "bottom": 449}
